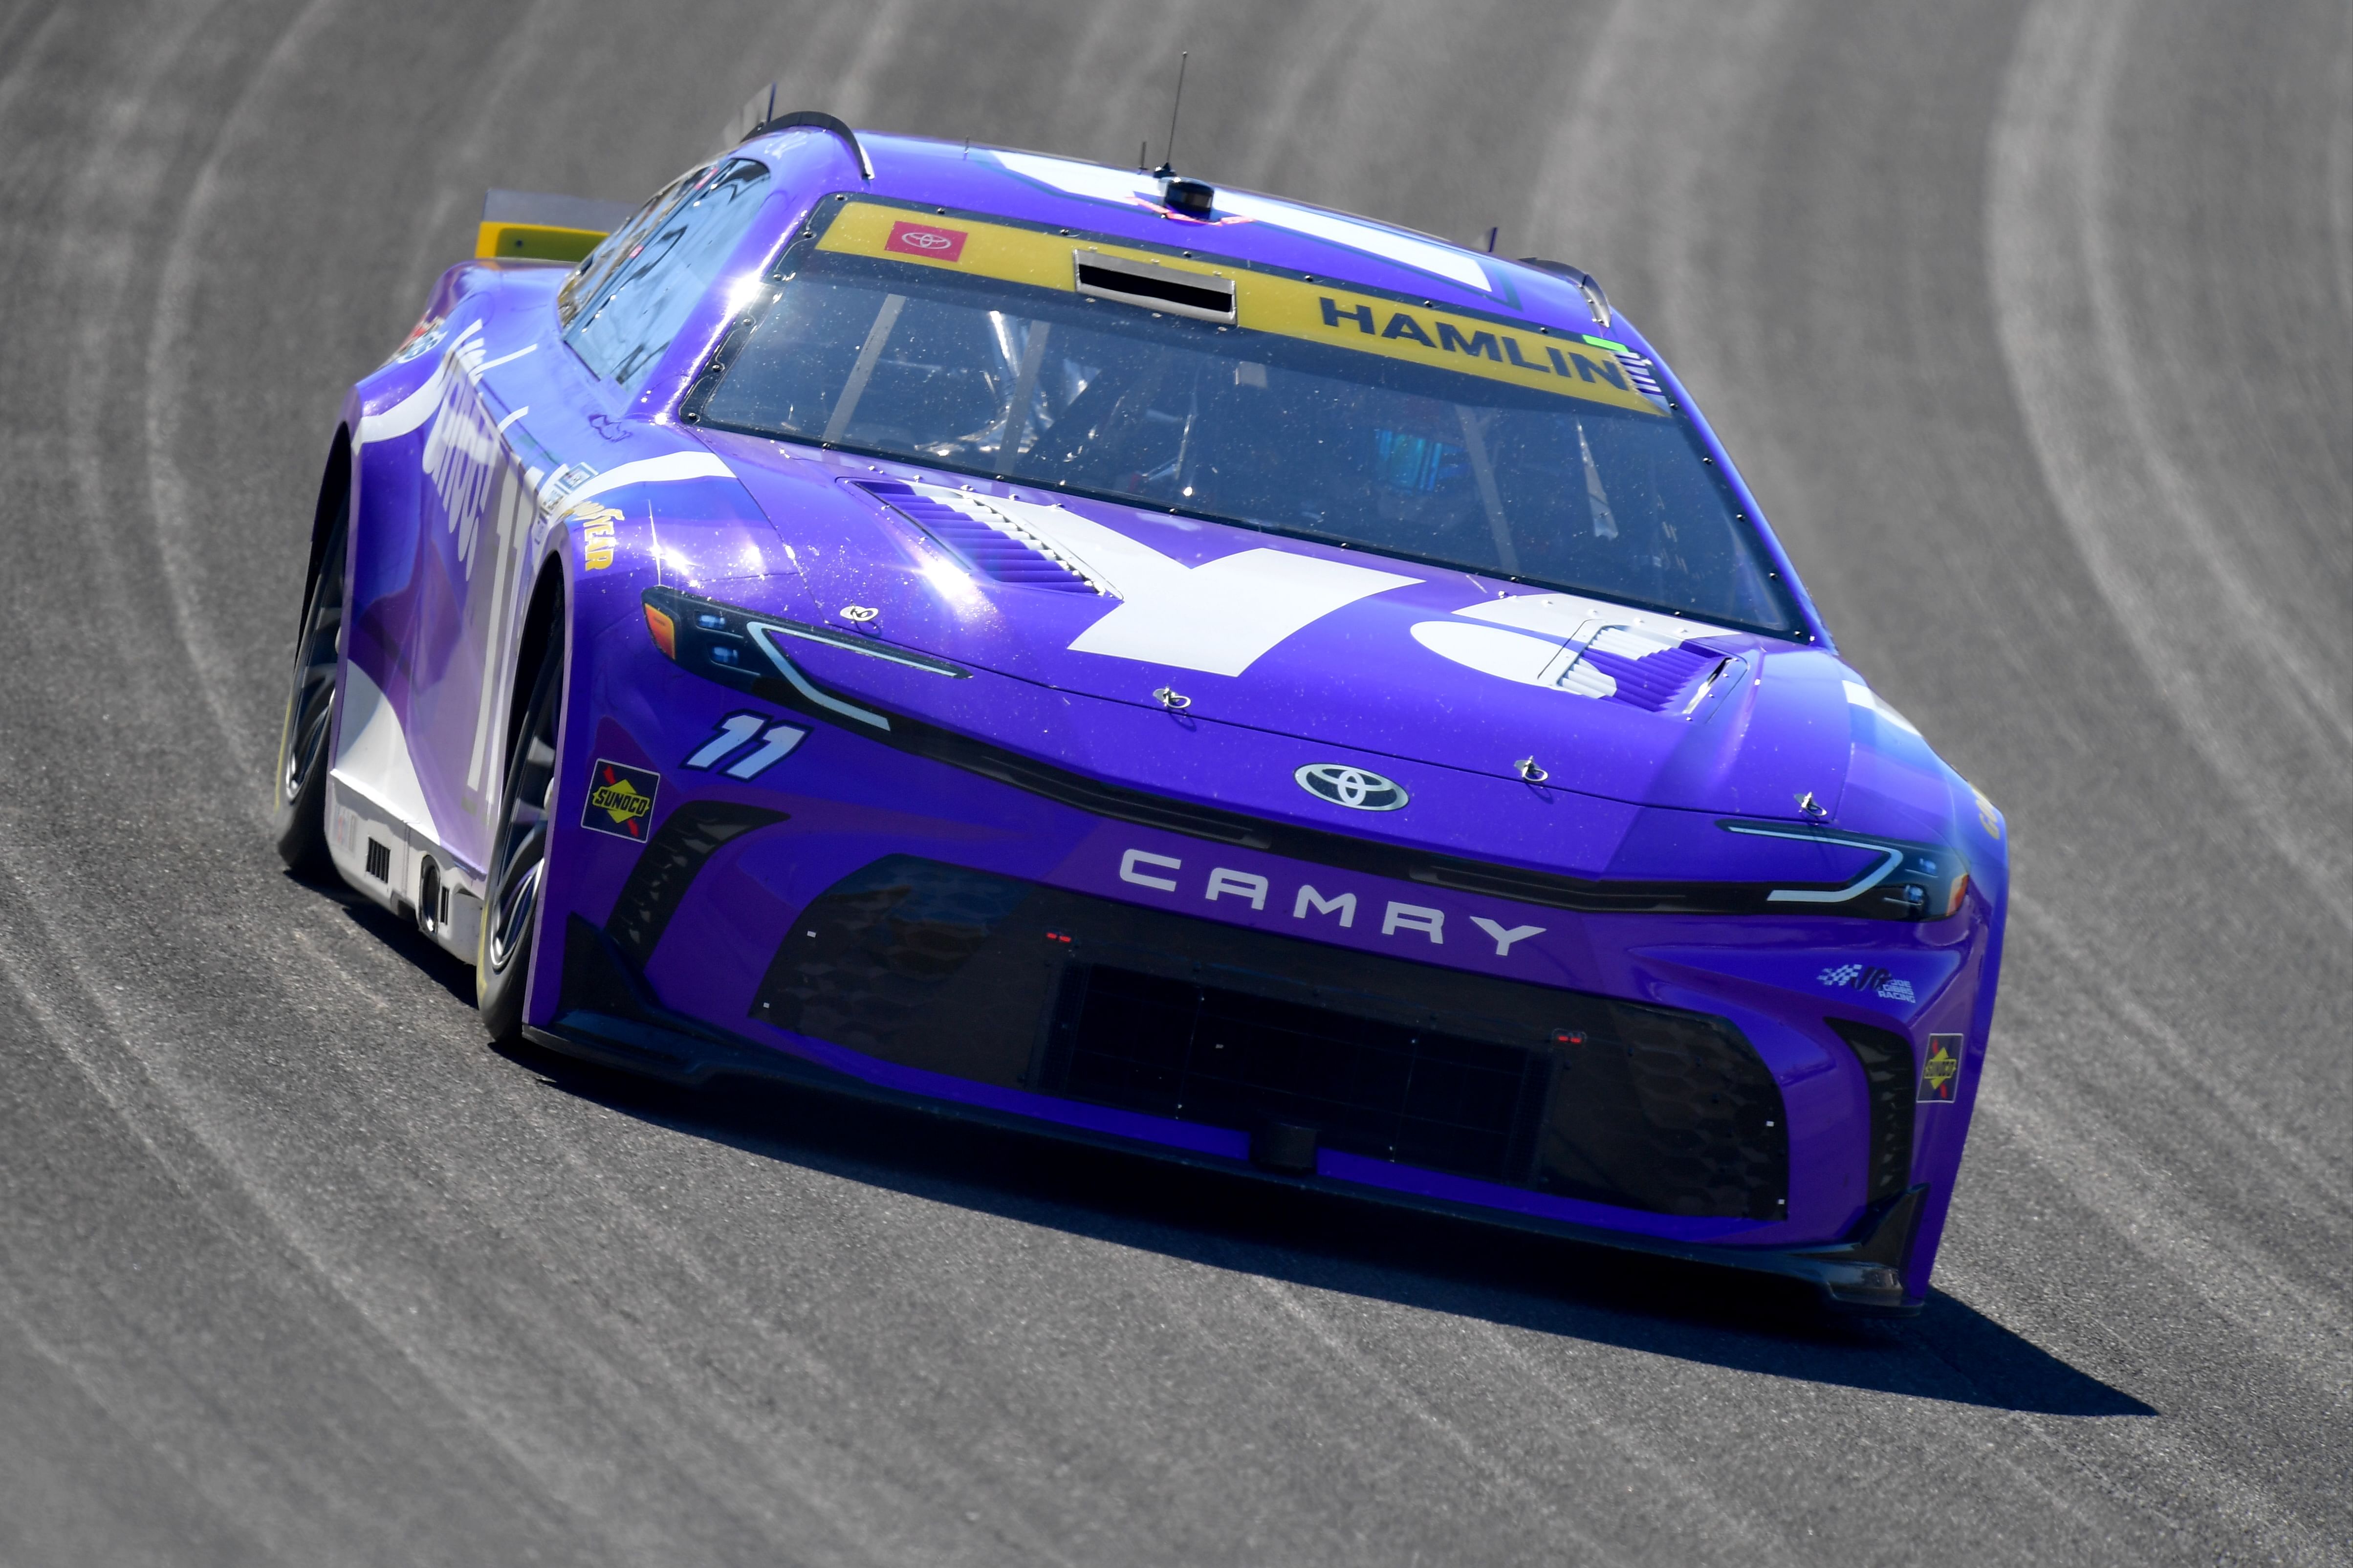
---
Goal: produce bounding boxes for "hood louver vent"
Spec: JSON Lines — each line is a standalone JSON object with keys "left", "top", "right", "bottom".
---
{"left": 1581, "top": 640, "right": 1722, "bottom": 712}
{"left": 854, "top": 480, "right": 1103, "bottom": 593}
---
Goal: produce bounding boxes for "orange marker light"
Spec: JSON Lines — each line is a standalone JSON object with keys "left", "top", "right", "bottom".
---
{"left": 643, "top": 604, "right": 676, "bottom": 659}
{"left": 1942, "top": 872, "right": 1971, "bottom": 919}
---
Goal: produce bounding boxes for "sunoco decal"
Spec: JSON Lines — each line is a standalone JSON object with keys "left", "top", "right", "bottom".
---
{"left": 582, "top": 759, "right": 661, "bottom": 840}
{"left": 1917, "top": 1033, "right": 1962, "bottom": 1103}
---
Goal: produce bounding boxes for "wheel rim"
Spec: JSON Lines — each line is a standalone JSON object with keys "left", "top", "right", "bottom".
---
{"left": 280, "top": 520, "right": 346, "bottom": 806}
{"left": 486, "top": 653, "right": 562, "bottom": 974}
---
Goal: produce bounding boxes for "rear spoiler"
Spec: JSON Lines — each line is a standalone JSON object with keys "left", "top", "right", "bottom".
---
{"left": 475, "top": 189, "right": 636, "bottom": 263}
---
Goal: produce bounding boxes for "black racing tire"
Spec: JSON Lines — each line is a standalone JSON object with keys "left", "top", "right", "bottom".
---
{"left": 271, "top": 487, "right": 349, "bottom": 878}
{"left": 478, "top": 614, "right": 566, "bottom": 1045}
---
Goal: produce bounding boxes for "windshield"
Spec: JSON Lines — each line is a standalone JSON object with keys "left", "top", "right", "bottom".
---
{"left": 691, "top": 205, "right": 1806, "bottom": 635}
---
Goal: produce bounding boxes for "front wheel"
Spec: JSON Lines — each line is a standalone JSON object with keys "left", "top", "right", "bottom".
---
{"left": 272, "top": 490, "right": 348, "bottom": 877}
{"left": 478, "top": 617, "right": 565, "bottom": 1044}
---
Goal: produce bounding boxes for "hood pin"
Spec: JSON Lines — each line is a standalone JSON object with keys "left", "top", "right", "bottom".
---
{"left": 840, "top": 605, "right": 879, "bottom": 623}
{"left": 1516, "top": 757, "right": 1549, "bottom": 783}
{"left": 1796, "top": 790, "right": 1828, "bottom": 819}
{"left": 1154, "top": 687, "right": 1192, "bottom": 710}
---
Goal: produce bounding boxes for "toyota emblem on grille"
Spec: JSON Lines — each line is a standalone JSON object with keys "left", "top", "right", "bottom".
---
{"left": 1295, "top": 763, "right": 1409, "bottom": 811}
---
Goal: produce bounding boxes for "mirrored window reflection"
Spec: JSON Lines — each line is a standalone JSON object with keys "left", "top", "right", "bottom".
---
{"left": 564, "top": 160, "right": 772, "bottom": 390}
{"left": 556, "top": 169, "right": 699, "bottom": 329}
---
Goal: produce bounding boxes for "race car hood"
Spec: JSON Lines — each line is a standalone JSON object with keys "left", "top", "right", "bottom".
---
{"left": 702, "top": 435, "right": 1909, "bottom": 827}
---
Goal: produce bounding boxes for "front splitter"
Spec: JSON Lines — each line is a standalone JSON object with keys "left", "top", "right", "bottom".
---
{"left": 521, "top": 1005, "right": 1925, "bottom": 1317}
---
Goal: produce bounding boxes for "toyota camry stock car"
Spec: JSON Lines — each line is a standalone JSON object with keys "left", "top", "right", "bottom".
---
{"left": 272, "top": 106, "right": 2006, "bottom": 1314}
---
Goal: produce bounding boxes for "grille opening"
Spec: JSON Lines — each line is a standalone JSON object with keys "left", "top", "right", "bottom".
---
{"left": 1826, "top": 1017, "right": 1917, "bottom": 1202}
{"left": 364, "top": 839, "right": 391, "bottom": 881}
{"left": 755, "top": 856, "right": 1790, "bottom": 1220}
{"left": 1044, "top": 964, "right": 1552, "bottom": 1188}
{"left": 1073, "top": 254, "right": 1236, "bottom": 322}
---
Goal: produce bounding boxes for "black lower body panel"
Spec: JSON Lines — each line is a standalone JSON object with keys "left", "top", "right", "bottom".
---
{"left": 520, "top": 994, "right": 1924, "bottom": 1316}
{"left": 1042, "top": 963, "right": 1556, "bottom": 1188}
{"left": 748, "top": 856, "right": 1788, "bottom": 1221}
{"left": 535, "top": 852, "right": 1917, "bottom": 1313}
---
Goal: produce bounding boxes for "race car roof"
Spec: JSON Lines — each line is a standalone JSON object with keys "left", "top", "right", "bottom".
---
{"left": 739, "top": 127, "right": 1613, "bottom": 339}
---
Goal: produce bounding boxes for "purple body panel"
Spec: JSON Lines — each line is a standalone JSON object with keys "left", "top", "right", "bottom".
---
{"left": 319, "top": 126, "right": 2008, "bottom": 1310}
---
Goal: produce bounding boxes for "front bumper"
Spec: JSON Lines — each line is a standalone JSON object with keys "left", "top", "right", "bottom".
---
{"left": 524, "top": 975, "right": 1930, "bottom": 1316}
{"left": 530, "top": 616, "right": 1995, "bottom": 1316}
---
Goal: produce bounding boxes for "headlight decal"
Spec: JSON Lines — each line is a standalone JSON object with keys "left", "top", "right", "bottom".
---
{"left": 1720, "top": 820, "right": 1967, "bottom": 922}
{"left": 642, "top": 584, "right": 1968, "bottom": 923}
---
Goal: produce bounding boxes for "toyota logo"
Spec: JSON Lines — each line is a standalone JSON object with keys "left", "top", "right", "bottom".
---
{"left": 1295, "top": 763, "right": 1409, "bottom": 811}
{"left": 902, "top": 230, "right": 955, "bottom": 250}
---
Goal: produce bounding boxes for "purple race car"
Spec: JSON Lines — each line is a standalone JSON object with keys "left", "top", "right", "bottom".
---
{"left": 274, "top": 107, "right": 2005, "bottom": 1315}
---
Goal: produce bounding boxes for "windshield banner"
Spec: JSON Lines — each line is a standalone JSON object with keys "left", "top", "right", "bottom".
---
{"left": 814, "top": 200, "right": 1664, "bottom": 417}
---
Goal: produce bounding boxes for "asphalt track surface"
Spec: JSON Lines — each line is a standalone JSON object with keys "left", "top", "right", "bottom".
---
{"left": 2, "top": 2, "right": 2348, "bottom": 1563}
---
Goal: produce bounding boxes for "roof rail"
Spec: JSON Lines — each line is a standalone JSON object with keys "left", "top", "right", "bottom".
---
{"left": 720, "top": 86, "right": 873, "bottom": 179}
{"left": 1516, "top": 257, "right": 1611, "bottom": 329}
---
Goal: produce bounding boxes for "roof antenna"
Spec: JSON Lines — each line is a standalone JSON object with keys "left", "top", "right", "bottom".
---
{"left": 1153, "top": 51, "right": 1189, "bottom": 178}
{"left": 1485, "top": 226, "right": 1499, "bottom": 253}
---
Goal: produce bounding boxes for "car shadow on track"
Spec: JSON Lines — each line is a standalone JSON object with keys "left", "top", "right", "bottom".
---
{"left": 311, "top": 880, "right": 481, "bottom": 1008}
{"left": 494, "top": 1034, "right": 2154, "bottom": 1419}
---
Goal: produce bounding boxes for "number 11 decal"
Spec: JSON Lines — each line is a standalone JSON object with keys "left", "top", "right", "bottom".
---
{"left": 683, "top": 712, "right": 807, "bottom": 780}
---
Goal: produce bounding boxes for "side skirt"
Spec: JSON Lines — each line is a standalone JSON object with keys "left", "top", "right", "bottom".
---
{"left": 323, "top": 774, "right": 485, "bottom": 962}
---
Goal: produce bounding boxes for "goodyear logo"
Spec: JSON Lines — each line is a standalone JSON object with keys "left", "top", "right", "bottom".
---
{"left": 1917, "top": 1033, "right": 1962, "bottom": 1104}
{"left": 568, "top": 501, "right": 623, "bottom": 570}
{"left": 581, "top": 758, "right": 660, "bottom": 841}
{"left": 817, "top": 200, "right": 1662, "bottom": 416}
{"left": 1972, "top": 787, "right": 2003, "bottom": 840}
